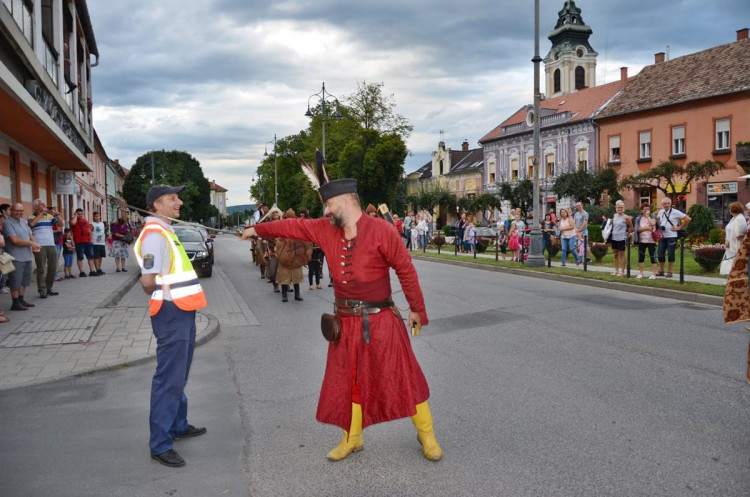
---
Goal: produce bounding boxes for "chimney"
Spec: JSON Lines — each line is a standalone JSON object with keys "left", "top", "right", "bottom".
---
{"left": 738, "top": 28, "right": 749, "bottom": 41}
{"left": 462, "top": 140, "right": 469, "bottom": 152}
{"left": 654, "top": 52, "right": 665, "bottom": 64}
{"left": 620, "top": 67, "right": 628, "bottom": 84}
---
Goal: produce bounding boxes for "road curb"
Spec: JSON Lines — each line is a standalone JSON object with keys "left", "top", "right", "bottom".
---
{"left": 413, "top": 255, "right": 724, "bottom": 307}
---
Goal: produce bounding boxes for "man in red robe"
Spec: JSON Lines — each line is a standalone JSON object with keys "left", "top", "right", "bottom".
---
{"left": 241, "top": 179, "right": 442, "bottom": 462}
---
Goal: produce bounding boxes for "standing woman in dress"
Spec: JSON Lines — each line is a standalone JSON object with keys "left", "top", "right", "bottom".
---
{"left": 720, "top": 202, "right": 748, "bottom": 275}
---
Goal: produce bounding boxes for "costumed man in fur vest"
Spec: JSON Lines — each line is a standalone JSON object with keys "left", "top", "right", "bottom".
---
{"left": 275, "top": 208, "right": 313, "bottom": 302}
{"left": 241, "top": 152, "right": 442, "bottom": 462}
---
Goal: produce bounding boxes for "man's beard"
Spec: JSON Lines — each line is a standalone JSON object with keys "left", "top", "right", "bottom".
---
{"left": 329, "top": 212, "right": 344, "bottom": 228}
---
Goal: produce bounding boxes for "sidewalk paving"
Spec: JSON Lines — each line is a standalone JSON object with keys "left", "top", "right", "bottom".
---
{"left": 0, "top": 252, "right": 218, "bottom": 391}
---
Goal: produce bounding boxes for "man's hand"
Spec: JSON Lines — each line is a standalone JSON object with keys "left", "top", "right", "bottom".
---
{"left": 409, "top": 311, "right": 421, "bottom": 336}
{"left": 240, "top": 227, "right": 257, "bottom": 240}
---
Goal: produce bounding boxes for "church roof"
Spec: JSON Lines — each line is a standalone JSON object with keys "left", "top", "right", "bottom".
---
{"left": 596, "top": 37, "right": 750, "bottom": 119}
{"left": 479, "top": 78, "right": 627, "bottom": 144}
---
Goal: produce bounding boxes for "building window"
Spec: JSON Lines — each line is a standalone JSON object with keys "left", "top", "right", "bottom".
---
{"left": 715, "top": 119, "right": 730, "bottom": 150}
{"left": 577, "top": 148, "right": 588, "bottom": 171}
{"left": 639, "top": 131, "right": 651, "bottom": 159}
{"left": 545, "top": 153, "right": 555, "bottom": 178}
{"left": 575, "top": 66, "right": 585, "bottom": 89}
{"left": 608, "top": 136, "right": 620, "bottom": 163}
{"left": 4, "top": 0, "right": 34, "bottom": 44}
{"left": 527, "top": 157, "right": 534, "bottom": 180}
{"left": 554, "top": 69, "right": 561, "bottom": 93}
{"left": 639, "top": 188, "right": 655, "bottom": 207}
{"left": 511, "top": 158, "right": 519, "bottom": 181}
{"left": 439, "top": 159, "right": 444, "bottom": 176}
{"left": 489, "top": 172, "right": 495, "bottom": 183}
{"left": 672, "top": 126, "right": 685, "bottom": 156}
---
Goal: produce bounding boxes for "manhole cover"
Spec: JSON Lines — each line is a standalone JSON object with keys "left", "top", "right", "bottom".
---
{"left": 0, "top": 316, "right": 101, "bottom": 347}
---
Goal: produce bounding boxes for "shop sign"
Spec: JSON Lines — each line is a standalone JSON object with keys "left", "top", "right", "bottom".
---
{"left": 707, "top": 182, "right": 737, "bottom": 195}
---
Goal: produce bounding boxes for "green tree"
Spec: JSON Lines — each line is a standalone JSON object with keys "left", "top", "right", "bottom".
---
{"left": 345, "top": 81, "right": 414, "bottom": 138}
{"left": 553, "top": 167, "right": 622, "bottom": 205}
{"left": 618, "top": 160, "right": 724, "bottom": 200}
{"left": 122, "top": 150, "right": 212, "bottom": 222}
{"left": 498, "top": 180, "right": 533, "bottom": 213}
{"left": 686, "top": 204, "right": 716, "bottom": 237}
{"left": 338, "top": 130, "right": 408, "bottom": 207}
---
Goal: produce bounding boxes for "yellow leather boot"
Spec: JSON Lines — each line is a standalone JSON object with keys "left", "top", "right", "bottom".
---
{"left": 411, "top": 401, "right": 443, "bottom": 461}
{"left": 326, "top": 402, "right": 363, "bottom": 461}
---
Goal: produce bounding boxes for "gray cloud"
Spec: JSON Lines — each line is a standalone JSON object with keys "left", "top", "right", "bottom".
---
{"left": 88, "top": 0, "right": 750, "bottom": 205}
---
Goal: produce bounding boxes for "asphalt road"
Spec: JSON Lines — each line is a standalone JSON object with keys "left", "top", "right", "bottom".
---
{"left": 1, "top": 234, "right": 748, "bottom": 497}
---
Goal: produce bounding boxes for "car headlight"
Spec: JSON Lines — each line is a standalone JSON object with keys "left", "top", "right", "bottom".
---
{"left": 196, "top": 251, "right": 209, "bottom": 258}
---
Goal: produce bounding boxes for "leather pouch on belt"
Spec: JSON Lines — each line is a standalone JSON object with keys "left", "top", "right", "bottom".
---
{"left": 321, "top": 313, "right": 341, "bottom": 343}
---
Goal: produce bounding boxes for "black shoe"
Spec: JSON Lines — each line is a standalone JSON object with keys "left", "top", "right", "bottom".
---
{"left": 19, "top": 300, "right": 34, "bottom": 307}
{"left": 116, "top": 269, "right": 121, "bottom": 272}
{"left": 151, "top": 449, "right": 185, "bottom": 468}
{"left": 174, "top": 425, "right": 207, "bottom": 440}
{"left": 121, "top": 268, "right": 127, "bottom": 272}
{"left": 47, "top": 291, "right": 59, "bottom": 296}
{"left": 89, "top": 272, "right": 98, "bottom": 277}
{"left": 39, "top": 291, "right": 47, "bottom": 299}
{"left": 282, "top": 296, "right": 288, "bottom": 302}
{"left": 97, "top": 269, "right": 105, "bottom": 275}
{"left": 585, "top": 258, "right": 592, "bottom": 263}
{"left": 10, "top": 303, "right": 28, "bottom": 311}
{"left": 79, "top": 272, "right": 87, "bottom": 277}
{"left": 295, "top": 296, "right": 303, "bottom": 301}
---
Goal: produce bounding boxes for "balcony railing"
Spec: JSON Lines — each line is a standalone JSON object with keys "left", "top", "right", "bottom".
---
{"left": 3, "top": 0, "right": 33, "bottom": 44}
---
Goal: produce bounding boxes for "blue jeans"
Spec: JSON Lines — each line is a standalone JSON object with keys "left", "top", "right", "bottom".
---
{"left": 561, "top": 237, "right": 579, "bottom": 265}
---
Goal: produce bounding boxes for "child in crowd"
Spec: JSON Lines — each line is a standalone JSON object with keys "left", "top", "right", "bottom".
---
{"left": 508, "top": 222, "right": 521, "bottom": 261}
{"left": 466, "top": 218, "right": 477, "bottom": 253}
{"left": 62, "top": 228, "right": 76, "bottom": 279}
{"left": 576, "top": 232, "right": 587, "bottom": 262}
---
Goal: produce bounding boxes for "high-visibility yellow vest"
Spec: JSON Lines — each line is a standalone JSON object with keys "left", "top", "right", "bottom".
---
{"left": 134, "top": 222, "right": 207, "bottom": 316}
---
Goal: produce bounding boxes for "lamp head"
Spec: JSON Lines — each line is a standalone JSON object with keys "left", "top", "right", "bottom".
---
{"left": 305, "top": 106, "right": 313, "bottom": 117}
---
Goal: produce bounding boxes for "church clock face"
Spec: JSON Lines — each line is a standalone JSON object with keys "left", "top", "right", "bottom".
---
{"left": 576, "top": 47, "right": 585, "bottom": 58}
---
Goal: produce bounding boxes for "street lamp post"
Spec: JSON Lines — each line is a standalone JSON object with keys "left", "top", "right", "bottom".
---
{"left": 264, "top": 136, "right": 278, "bottom": 206}
{"left": 526, "top": 0, "right": 545, "bottom": 267}
{"left": 305, "top": 82, "right": 342, "bottom": 159}
{"left": 141, "top": 152, "right": 165, "bottom": 185}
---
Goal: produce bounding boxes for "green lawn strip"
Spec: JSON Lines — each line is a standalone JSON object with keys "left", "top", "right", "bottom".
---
{"left": 414, "top": 251, "right": 725, "bottom": 297}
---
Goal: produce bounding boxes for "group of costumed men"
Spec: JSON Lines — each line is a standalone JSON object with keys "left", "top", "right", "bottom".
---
{"left": 250, "top": 206, "right": 327, "bottom": 302}
{"left": 242, "top": 154, "right": 442, "bottom": 462}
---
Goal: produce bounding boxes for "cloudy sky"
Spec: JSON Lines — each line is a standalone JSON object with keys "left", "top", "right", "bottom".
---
{"left": 88, "top": 0, "right": 749, "bottom": 207}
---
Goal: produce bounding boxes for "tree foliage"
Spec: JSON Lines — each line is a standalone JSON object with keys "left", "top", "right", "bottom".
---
{"left": 498, "top": 180, "right": 533, "bottom": 213}
{"left": 255, "top": 81, "right": 414, "bottom": 216}
{"left": 686, "top": 204, "right": 716, "bottom": 237}
{"left": 618, "top": 160, "right": 724, "bottom": 198}
{"left": 552, "top": 167, "right": 620, "bottom": 205}
{"left": 122, "top": 150, "right": 212, "bottom": 222}
{"left": 345, "top": 81, "right": 414, "bottom": 138}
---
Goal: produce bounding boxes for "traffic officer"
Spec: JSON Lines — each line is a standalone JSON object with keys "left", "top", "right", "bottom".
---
{"left": 135, "top": 185, "right": 208, "bottom": 468}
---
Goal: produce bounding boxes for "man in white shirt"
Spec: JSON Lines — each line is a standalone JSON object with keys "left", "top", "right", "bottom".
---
{"left": 656, "top": 197, "right": 691, "bottom": 278}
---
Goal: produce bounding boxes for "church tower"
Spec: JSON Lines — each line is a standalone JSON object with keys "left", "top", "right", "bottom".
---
{"left": 543, "top": 1, "right": 598, "bottom": 97}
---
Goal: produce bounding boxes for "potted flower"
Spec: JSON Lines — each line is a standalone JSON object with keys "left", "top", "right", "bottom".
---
{"left": 692, "top": 243, "right": 725, "bottom": 273}
{"left": 590, "top": 242, "right": 609, "bottom": 262}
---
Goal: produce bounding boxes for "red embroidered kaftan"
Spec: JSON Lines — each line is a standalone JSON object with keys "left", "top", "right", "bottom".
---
{"left": 253, "top": 213, "right": 430, "bottom": 431}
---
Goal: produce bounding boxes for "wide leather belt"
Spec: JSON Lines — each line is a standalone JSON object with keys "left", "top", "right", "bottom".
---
{"left": 334, "top": 298, "right": 394, "bottom": 344}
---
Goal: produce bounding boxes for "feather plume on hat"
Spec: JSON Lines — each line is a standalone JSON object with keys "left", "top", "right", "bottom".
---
{"left": 299, "top": 149, "right": 329, "bottom": 200}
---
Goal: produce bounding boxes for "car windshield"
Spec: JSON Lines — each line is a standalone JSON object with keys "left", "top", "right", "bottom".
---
{"left": 175, "top": 229, "right": 204, "bottom": 243}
